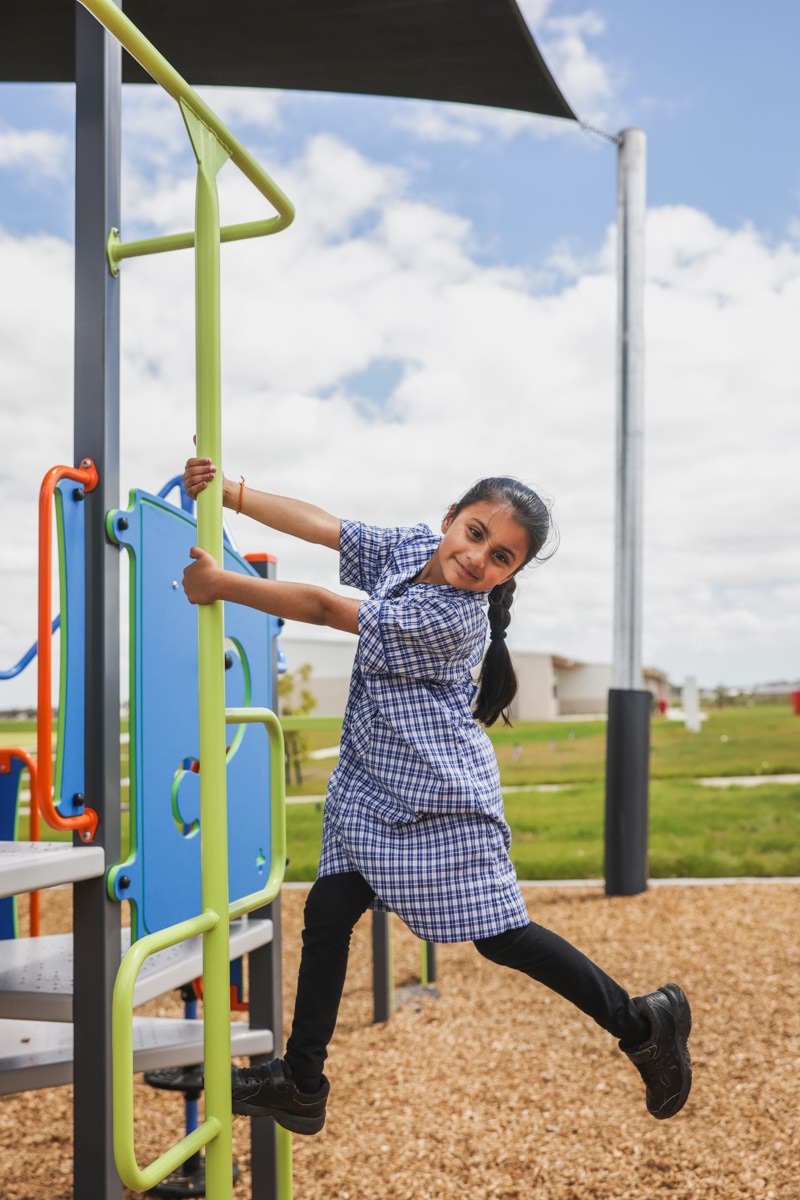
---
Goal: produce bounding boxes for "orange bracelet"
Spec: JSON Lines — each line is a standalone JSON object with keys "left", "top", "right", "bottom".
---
{"left": 236, "top": 475, "right": 245, "bottom": 515}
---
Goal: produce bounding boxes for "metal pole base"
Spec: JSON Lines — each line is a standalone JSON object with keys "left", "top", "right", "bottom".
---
{"left": 372, "top": 910, "right": 393, "bottom": 1023}
{"left": 604, "top": 688, "right": 651, "bottom": 896}
{"left": 147, "top": 1155, "right": 240, "bottom": 1198}
{"left": 422, "top": 940, "right": 437, "bottom": 985}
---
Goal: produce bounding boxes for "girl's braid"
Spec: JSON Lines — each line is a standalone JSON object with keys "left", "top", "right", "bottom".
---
{"left": 488, "top": 579, "right": 516, "bottom": 642}
{"left": 450, "top": 475, "right": 557, "bottom": 726}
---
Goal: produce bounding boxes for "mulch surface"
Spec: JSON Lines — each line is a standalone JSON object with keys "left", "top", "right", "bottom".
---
{"left": 1, "top": 882, "right": 798, "bottom": 1199}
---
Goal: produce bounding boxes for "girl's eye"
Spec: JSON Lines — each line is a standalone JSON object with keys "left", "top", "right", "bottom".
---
{"left": 468, "top": 526, "right": 482, "bottom": 540}
{"left": 495, "top": 552, "right": 509, "bottom": 565}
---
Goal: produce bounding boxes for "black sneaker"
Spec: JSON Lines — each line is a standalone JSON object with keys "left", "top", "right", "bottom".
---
{"left": 621, "top": 983, "right": 692, "bottom": 1119}
{"left": 231, "top": 1059, "right": 329, "bottom": 1134}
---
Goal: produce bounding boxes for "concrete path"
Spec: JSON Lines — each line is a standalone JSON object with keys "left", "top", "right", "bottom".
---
{"left": 698, "top": 773, "right": 800, "bottom": 787}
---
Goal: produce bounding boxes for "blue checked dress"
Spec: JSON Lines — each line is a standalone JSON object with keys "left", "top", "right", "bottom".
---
{"left": 317, "top": 518, "right": 531, "bottom": 943}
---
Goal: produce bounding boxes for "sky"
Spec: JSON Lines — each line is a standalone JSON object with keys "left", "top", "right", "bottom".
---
{"left": 1, "top": 0, "right": 799, "bottom": 707}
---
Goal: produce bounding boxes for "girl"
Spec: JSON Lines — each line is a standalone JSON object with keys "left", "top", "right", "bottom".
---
{"left": 181, "top": 459, "right": 692, "bottom": 1136}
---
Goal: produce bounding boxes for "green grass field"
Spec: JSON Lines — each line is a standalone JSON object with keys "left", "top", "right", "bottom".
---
{"left": 277, "top": 704, "right": 800, "bottom": 880}
{"left": 3, "top": 704, "right": 798, "bottom": 879}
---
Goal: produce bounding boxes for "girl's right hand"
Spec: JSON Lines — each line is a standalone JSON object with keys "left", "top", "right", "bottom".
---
{"left": 182, "top": 546, "right": 224, "bottom": 605}
{"left": 183, "top": 455, "right": 217, "bottom": 499}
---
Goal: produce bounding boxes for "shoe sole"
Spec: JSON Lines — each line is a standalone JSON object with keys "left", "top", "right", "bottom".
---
{"left": 232, "top": 1098, "right": 326, "bottom": 1135}
{"left": 652, "top": 982, "right": 692, "bottom": 1120}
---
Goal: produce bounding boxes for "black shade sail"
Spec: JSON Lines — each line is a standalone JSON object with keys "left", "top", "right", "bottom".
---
{"left": 3, "top": 0, "right": 575, "bottom": 120}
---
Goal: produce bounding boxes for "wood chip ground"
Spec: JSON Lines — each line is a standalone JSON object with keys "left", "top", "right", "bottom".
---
{"left": 1, "top": 883, "right": 797, "bottom": 1199}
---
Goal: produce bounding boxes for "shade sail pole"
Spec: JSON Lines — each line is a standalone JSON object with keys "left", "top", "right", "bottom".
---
{"left": 605, "top": 127, "right": 650, "bottom": 898}
{"left": 613, "top": 127, "right": 646, "bottom": 690}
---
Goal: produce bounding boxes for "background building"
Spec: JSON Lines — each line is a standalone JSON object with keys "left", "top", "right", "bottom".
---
{"left": 281, "top": 635, "right": 670, "bottom": 720}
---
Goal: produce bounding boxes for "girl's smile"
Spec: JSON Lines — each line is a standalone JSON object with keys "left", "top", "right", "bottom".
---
{"left": 416, "top": 500, "right": 530, "bottom": 592}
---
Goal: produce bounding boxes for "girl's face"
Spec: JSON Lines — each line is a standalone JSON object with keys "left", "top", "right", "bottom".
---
{"left": 435, "top": 500, "right": 530, "bottom": 592}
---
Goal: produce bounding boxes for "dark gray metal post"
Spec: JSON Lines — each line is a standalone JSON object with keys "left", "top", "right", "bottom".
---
{"left": 248, "top": 554, "right": 281, "bottom": 1200}
{"left": 605, "top": 127, "right": 650, "bottom": 897}
{"left": 248, "top": 892, "right": 282, "bottom": 1199}
{"left": 604, "top": 689, "right": 650, "bottom": 894}
{"left": 424, "top": 941, "right": 437, "bottom": 985}
{"left": 72, "top": 4, "right": 122, "bottom": 1198}
{"left": 372, "top": 910, "right": 393, "bottom": 1023}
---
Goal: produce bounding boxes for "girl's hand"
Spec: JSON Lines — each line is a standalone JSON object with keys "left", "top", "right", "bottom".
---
{"left": 183, "top": 455, "right": 217, "bottom": 499}
{"left": 182, "top": 546, "right": 224, "bottom": 605}
{"left": 184, "top": 455, "right": 237, "bottom": 507}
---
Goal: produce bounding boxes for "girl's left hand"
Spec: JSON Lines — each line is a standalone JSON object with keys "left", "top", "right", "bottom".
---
{"left": 183, "top": 546, "right": 223, "bottom": 605}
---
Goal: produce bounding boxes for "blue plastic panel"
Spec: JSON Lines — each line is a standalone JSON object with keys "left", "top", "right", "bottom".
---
{"left": 0, "top": 758, "right": 23, "bottom": 940}
{"left": 108, "top": 491, "right": 281, "bottom": 940}
{"left": 53, "top": 478, "right": 87, "bottom": 819}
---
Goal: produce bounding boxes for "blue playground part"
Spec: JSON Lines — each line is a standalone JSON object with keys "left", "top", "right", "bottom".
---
{"left": 52, "top": 478, "right": 88, "bottom": 820}
{"left": 0, "top": 480, "right": 89, "bottom": 820}
{"left": 0, "top": 617, "right": 60, "bottom": 680}
{"left": 157, "top": 474, "right": 195, "bottom": 516}
{"left": 0, "top": 476, "right": 91, "bottom": 938}
{"left": 0, "top": 756, "right": 24, "bottom": 940}
{"left": 106, "top": 489, "right": 282, "bottom": 939}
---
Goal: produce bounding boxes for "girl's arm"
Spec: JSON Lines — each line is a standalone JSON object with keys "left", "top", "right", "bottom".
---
{"left": 183, "top": 547, "right": 360, "bottom": 634}
{"left": 183, "top": 457, "right": 341, "bottom": 550}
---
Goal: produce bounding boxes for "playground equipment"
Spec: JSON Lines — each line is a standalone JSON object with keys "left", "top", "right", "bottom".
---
{"left": 0, "top": 748, "right": 39, "bottom": 938}
{"left": 0, "top": 3, "right": 294, "bottom": 1199}
{"left": 371, "top": 912, "right": 437, "bottom": 1024}
{"left": 0, "top": 462, "right": 102, "bottom": 948}
{"left": 0, "top": 458, "right": 288, "bottom": 1187}
{"left": 112, "top": 484, "right": 285, "bottom": 1197}
{"left": 0, "top": 462, "right": 101, "bottom": 939}
{"left": 80, "top": 1, "right": 293, "bottom": 1192}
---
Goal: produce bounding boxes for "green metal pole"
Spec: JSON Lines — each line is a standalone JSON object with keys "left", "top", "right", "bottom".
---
{"left": 182, "top": 101, "right": 233, "bottom": 1200}
{"left": 277, "top": 1126, "right": 293, "bottom": 1200}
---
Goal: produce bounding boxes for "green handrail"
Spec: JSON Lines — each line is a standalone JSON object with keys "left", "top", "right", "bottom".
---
{"left": 75, "top": 3, "right": 296, "bottom": 1198}
{"left": 224, "top": 708, "right": 287, "bottom": 920}
{"left": 113, "top": 909, "right": 221, "bottom": 1191}
{"left": 112, "top": 709, "right": 288, "bottom": 1193}
{"left": 76, "top": 0, "right": 294, "bottom": 276}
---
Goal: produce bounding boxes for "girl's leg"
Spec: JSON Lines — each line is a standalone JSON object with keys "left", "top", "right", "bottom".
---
{"left": 474, "top": 922, "right": 649, "bottom": 1044}
{"left": 474, "top": 922, "right": 692, "bottom": 1120}
{"left": 283, "top": 871, "right": 376, "bottom": 1087}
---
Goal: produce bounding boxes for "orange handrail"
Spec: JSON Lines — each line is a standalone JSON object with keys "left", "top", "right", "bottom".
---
{"left": 38, "top": 461, "right": 99, "bottom": 843}
{"left": 0, "top": 748, "right": 40, "bottom": 936}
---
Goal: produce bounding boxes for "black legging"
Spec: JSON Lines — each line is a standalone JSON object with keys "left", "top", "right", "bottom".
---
{"left": 284, "top": 871, "right": 647, "bottom": 1087}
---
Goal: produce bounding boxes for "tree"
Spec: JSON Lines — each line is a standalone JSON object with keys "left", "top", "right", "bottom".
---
{"left": 278, "top": 662, "right": 317, "bottom": 785}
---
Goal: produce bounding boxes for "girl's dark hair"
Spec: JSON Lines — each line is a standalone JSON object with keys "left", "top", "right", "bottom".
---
{"left": 451, "top": 477, "right": 556, "bottom": 728}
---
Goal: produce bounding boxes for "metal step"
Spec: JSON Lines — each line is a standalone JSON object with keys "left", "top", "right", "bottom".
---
{"left": 0, "top": 918, "right": 273, "bottom": 1021}
{"left": 0, "top": 841, "right": 105, "bottom": 899}
{"left": 0, "top": 1016, "right": 272, "bottom": 1095}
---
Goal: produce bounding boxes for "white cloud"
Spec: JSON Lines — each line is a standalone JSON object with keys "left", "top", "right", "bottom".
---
{"left": 540, "top": 10, "right": 615, "bottom": 121}
{"left": 122, "top": 84, "right": 282, "bottom": 153}
{"left": 392, "top": 1, "right": 618, "bottom": 145}
{"left": 200, "top": 86, "right": 282, "bottom": 131}
{"left": 517, "top": 0, "right": 553, "bottom": 27}
{"left": 1, "top": 134, "right": 799, "bottom": 705}
{"left": 0, "top": 126, "right": 69, "bottom": 178}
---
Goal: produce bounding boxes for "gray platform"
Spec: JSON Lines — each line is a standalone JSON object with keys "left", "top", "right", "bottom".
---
{"left": 0, "top": 841, "right": 106, "bottom": 899}
{"left": 0, "top": 1016, "right": 273, "bottom": 1095}
{"left": 0, "top": 918, "right": 273, "bottom": 1021}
